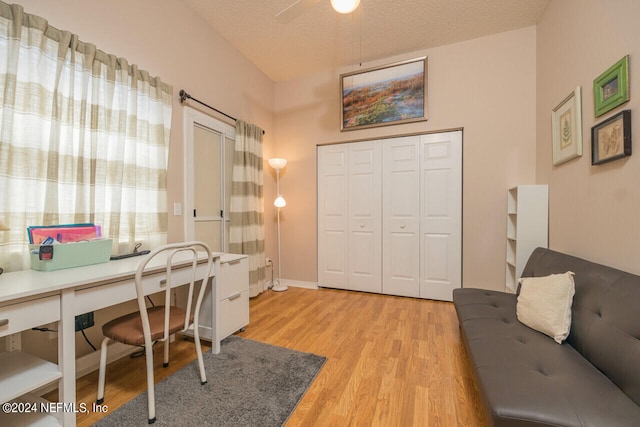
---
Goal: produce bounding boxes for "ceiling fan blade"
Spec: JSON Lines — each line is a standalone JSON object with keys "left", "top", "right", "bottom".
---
{"left": 275, "top": 0, "right": 323, "bottom": 23}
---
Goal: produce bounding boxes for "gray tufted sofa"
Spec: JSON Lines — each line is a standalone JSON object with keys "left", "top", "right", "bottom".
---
{"left": 453, "top": 247, "right": 640, "bottom": 426}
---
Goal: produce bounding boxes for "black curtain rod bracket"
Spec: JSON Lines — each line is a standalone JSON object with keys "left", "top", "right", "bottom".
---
{"left": 179, "top": 89, "right": 265, "bottom": 135}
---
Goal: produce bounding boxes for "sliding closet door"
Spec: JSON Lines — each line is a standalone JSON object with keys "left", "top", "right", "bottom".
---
{"left": 419, "top": 131, "right": 462, "bottom": 301}
{"left": 382, "top": 136, "right": 420, "bottom": 297}
{"left": 348, "top": 141, "right": 382, "bottom": 293}
{"left": 317, "top": 144, "right": 349, "bottom": 289}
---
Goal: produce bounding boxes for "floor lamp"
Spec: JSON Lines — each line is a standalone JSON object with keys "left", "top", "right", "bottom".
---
{"left": 268, "top": 158, "right": 288, "bottom": 292}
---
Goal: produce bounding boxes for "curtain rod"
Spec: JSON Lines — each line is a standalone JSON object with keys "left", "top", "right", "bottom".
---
{"left": 178, "top": 89, "right": 265, "bottom": 135}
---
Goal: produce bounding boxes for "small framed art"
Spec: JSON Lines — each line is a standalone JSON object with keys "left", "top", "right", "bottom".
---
{"left": 593, "top": 55, "right": 629, "bottom": 117}
{"left": 591, "top": 109, "right": 631, "bottom": 165}
{"left": 552, "top": 87, "right": 582, "bottom": 166}
{"left": 340, "top": 57, "right": 427, "bottom": 131}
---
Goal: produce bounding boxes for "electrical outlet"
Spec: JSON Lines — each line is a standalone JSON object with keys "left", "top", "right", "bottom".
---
{"left": 75, "top": 312, "right": 94, "bottom": 331}
{"left": 173, "top": 202, "right": 182, "bottom": 216}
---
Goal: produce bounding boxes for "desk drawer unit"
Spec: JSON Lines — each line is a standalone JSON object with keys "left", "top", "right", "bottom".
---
{"left": 219, "top": 255, "right": 249, "bottom": 339}
{"left": 0, "top": 295, "right": 60, "bottom": 338}
{"left": 197, "top": 254, "right": 249, "bottom": 340}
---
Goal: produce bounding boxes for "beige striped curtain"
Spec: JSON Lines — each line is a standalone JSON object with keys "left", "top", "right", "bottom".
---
{"left": 229, "top": 120, "right": 266, "bottom": 296}
{"left": 0, "top": 2, "right": 172, "bottom": 271}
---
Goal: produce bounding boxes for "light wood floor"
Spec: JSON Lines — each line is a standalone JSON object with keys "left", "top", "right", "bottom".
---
{"left": 66, "top": 286, "right": 488, "bottom": 426}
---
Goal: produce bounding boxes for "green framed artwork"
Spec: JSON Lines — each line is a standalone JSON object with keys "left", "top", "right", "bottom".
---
{"left": 593, "top": 55, "right": 629, "bottom": 117}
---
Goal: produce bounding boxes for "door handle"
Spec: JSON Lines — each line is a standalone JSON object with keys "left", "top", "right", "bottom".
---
{"left": 228, "top": 292, "right": 241, "bottom": 301}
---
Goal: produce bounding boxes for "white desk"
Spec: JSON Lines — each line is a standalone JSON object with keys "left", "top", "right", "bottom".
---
{"left": 0, "top": 251, "right": 221, "bottom": 426}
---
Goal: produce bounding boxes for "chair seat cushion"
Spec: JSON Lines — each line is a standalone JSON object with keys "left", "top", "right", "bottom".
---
{"left": 102, "top": 305, "right": 192, "bottom": 346}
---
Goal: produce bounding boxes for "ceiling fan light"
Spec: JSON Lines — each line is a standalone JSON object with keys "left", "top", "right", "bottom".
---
{"left": 331, "top": 0, "right": 360, "bottom": 14}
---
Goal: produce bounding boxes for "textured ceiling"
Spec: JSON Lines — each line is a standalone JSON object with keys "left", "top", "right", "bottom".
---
{"left": 180, "top": 0, "right": 549, "bottom": 82}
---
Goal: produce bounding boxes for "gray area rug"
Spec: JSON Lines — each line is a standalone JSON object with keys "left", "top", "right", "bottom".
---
{"left": 93, "top": 336, "right": 326, "bottom": 426}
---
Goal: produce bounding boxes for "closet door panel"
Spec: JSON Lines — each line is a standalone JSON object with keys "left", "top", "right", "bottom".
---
{"left": 382, "top": 137, "right": 420, "bottom": 297}
{"left": 419, "top": 131, "right": 462, "bottom": 301}
{"left": 423, "top": 168, "right": 453, "bottom": 232}
{"left": 348, "top": 141, "right": 382, "bottom": 293}
{"left": 422, "top": 233, "right": 450, "bottom": 280}
{"left": 317, "top": 145, "right": 349, "bottom": 289}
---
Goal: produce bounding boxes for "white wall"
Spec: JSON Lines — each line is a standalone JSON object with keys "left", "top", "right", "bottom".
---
{"left": 536, "top": 0, "right": 640, "bottom": 273}
{"left": 272, "top": 26, "right": 538, "bottom": 291}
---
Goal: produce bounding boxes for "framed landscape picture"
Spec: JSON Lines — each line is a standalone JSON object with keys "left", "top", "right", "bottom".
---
{"left": 552, "top": 87, "right": 583, "bottom": 165}
{"left": 591, "top": 110, "right": 631, "bottom": 165}
{"left": 340, "top": 57, "right": 427, "bottom": 131}
{"left": 593, "top": 55, "right": 629, "bottom": 117}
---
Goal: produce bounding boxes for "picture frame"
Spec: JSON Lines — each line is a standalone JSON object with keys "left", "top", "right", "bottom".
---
{"left": 591, "top": 109, "right": 631, "bottom": 165}
{"left": 552, "top": 87, "right": 583, "bottom": 165}
{"left": 593, "top": 55, "right": 629, "bottom": 117}
{"left": 340, "top": 57, "right": 427, "bottom": 131}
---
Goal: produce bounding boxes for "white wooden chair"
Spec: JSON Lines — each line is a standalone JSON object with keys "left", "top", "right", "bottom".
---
{"left": 96, "top": 241, "right": 214, "bottom": 424}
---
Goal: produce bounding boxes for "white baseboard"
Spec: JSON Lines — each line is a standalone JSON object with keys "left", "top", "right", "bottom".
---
{"left": 256, "top": 279, "right": 318, "bottom": 296}
{"left": 75, "top": 335, "right": 181, "bottom": 378}
{"left": 282, "top": 279, "right": 318, "bottom": 290}
{"left": 37, "top": 342, "right": 137, "bottom": 396}
{"left": 76, "top": 342, "right": 138, "bottom": 377}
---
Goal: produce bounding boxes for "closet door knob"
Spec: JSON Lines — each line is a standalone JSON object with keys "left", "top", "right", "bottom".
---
{"left": 400, "top": 224, "right": 406, "bottom": 229}
{"left": 359, "top": 224, "right": 365, "bottom": 228}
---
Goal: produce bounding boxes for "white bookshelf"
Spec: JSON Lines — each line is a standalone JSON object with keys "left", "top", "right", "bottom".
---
{"left": 0, "top": 352, "right": 61, "bottom": 403}
{"left": 505, "top": 185, "right": 548, "bottom": 293}
{"left": 0, "top": 294, "right": 62, "bottom": 426}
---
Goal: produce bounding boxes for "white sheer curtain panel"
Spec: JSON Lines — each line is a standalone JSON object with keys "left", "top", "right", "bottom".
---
{"left": 229, "top": 120, "right": 266, "bottom": 296}
{"left": 0, "top": 2, "right": 173, "bottom": 271}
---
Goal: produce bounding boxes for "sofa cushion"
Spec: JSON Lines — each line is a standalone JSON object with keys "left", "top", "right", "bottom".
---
{"left": 517, "top": 272, "right": 575, "bottom": 343}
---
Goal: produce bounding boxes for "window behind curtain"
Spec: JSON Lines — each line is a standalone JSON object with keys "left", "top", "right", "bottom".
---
{"left": 0, "top": 2, "right": 173, "bottom": 271}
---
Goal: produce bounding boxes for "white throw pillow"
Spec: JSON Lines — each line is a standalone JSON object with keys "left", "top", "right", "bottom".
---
{"left": 517, "top": 272, "right": 575, "bottom": 344}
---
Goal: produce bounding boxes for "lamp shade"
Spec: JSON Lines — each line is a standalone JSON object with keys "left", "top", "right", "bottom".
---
{"left": 268, "top": 158, "right": 287, "bottom": 170}
{"left": 331, "top": 0, "right": 360, "bottom": 14}
{"left": 274, "top": 195, "right": 287, "bottom": 208}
